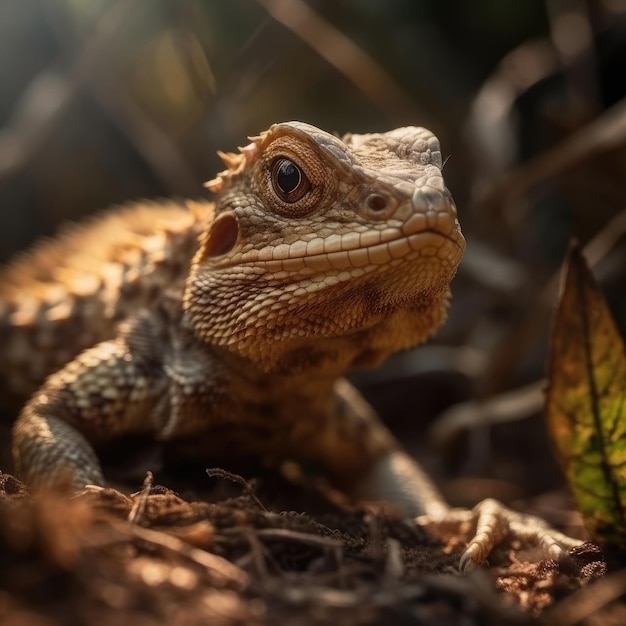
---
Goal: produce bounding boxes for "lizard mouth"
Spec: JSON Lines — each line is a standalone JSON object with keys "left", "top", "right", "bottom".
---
{"left": 254, "top": 231, "right": 463, "bottom": 276}
{"left": 231, "top": 211, "right": 465, "bottom": 278}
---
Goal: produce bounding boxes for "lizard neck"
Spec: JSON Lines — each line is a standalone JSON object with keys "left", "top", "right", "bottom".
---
{"left": 214, "top": 345, "right": 339, "bottom": 398}
{"left": 204, "top": 342, "right": 395, "bottom": 488}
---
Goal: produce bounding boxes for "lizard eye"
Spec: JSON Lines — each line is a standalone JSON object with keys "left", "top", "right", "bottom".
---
{"left": 271, "top": 158, "right": 310, "bottom": 203}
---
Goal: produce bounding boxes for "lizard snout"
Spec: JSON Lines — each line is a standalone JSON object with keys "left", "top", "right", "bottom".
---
{"left": 411, "top": 186, "right": 454, "bottom": 216}
{"left": 409, "top": 187, "right": 464, "bottom": 251}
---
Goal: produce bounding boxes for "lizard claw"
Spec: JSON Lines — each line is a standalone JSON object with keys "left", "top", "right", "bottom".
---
{"left": 459, "top": 544, "right": 481, "bottom": 573}
{"left": 418, "top": 498, "right": 583, "bottom": 572}
{"left": 82, "top": 484, "right": 106, "bottom": 492}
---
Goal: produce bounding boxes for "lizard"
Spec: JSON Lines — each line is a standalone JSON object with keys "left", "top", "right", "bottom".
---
{"left": 1, "top": 121, "right": 581, "bottom": 571}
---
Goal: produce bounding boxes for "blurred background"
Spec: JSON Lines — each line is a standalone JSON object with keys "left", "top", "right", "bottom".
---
{"left": 1, "top": 0, "right": 626, "bottom": 517}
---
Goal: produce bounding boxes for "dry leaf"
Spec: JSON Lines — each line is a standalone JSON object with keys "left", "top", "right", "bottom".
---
{"left": 546, "top": 242, "right": 626, "bottom": 545}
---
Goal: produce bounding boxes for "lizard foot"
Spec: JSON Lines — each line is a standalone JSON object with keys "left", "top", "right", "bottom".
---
{"left": 417, "top": 498, "right": 584, "bottom": 572}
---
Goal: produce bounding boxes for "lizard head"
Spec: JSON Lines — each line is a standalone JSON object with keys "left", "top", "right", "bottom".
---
{"left": 184, "top": 122, "right": 465, "bottom": 375}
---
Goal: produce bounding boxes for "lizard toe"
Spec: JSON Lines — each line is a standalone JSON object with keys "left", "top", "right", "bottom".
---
{"left": 418, "top": 498, "right": 584, "bottom": 571}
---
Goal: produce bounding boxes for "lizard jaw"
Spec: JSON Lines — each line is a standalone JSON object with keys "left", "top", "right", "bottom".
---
{"left": 237, "top": 230, "right": 462, "bottom": 287}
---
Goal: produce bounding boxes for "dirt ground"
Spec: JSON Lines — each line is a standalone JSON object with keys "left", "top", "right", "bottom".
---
{"left": 0, "top": 467, "right": 620, "bottom": 626}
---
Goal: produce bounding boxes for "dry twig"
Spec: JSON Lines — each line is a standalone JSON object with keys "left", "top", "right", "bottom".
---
{"left": 253, "top": 0, "right": 425, "bottom": 121}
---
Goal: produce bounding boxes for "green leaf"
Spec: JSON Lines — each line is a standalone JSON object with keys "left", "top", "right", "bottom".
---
{"left": 546, "top": 242, "right": 626, "bottom": 546}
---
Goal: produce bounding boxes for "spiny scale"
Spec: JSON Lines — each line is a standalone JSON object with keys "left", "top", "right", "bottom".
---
{"left": 0, "top": 201, "right": 204, "bottom": 397}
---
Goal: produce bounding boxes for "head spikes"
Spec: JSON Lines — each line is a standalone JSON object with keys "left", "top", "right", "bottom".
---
{"left": 203, "top": 142, "right": 260, "bottom": 194}
{"left": 239, "top": 141, "right": 259, "bottom": 162}
{"left": 217, "top": 150, "right": 242, "bottom": 169}
{"left": 204, "top": 176, "right": 224, "bottom": 192}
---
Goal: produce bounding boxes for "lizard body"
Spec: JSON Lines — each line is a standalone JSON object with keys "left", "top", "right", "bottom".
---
{"left": 2, "top": 122, "right": 580, "bottom": 569}
{"left": 0, "top": 203, "right": 199, "bottom": 397}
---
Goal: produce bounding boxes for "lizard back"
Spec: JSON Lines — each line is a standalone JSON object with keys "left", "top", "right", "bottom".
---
{"left": 0, "top": 201, "right": 206, "bottom": 398}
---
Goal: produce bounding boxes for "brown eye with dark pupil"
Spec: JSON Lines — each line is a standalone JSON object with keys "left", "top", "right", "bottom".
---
{"left": 271, "top": 158, "right": 310, "bottom": 203}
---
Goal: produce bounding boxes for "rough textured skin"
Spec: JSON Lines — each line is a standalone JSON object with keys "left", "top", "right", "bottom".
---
{"left": 2, "top": 122, "right": 580, "bottom": 569}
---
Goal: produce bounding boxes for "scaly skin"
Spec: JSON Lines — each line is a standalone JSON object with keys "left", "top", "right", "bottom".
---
{"left": 3, "top": 122, "right": 581, "bottom": 569}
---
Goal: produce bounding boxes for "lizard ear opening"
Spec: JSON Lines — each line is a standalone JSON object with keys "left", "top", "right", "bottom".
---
{"left": 202, "top": 212, "right": 239, "bottom": 259}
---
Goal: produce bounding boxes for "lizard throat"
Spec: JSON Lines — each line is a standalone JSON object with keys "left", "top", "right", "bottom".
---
{"left": 184, "top": 227, "right": 462, "bottom": 373}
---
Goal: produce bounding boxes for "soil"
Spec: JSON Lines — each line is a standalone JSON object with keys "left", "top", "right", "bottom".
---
{"left": 0, "top": 468, "right": 617, "bottom": 626}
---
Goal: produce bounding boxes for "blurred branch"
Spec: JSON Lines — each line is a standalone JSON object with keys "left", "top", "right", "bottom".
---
{"left": 0, "top": 0, "right": 138, "bottom": 182}
{"left": 460, "top": 241, "right": 530, "bottom": 298}
{"left": 541, "top": 207, "right": 626, "bottom": 304}
{"left": 431, "top": 380, "right": 544, "bottom": 450}
{"left": 545, "top": 0, "right": 598, "bottom": 110}
{"left": 90, "top": 76, "right": 201, "bottom": 195}
{"left": 0, "top": 0, "right": 200, "bottom": 194}
{"left": 474, "top": 96, "right": 626, "bottom": 219}
{"left": 468, "top": 39, "right": 560, "bottom": 182}
{"left": 541, "top": 570, "right": 626, "bottom": 626}
{"left": 436, "top": 208, "right": 626, "bottom": 444}
{"left": 253, "top": 0, "right": 427, "bottom": 122}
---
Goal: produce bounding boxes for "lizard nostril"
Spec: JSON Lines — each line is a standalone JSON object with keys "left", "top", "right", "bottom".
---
{"left": 365, "top": 193, "right": 388, "bottom": 214}
{"left": 202, "top": 212, "right": 239, "bottom": 259}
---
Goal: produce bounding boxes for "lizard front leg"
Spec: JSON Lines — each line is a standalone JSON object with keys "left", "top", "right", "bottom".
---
{"left": 324, "top": 380, "right": 583, "bottom": 570}
{"left": 12, "top": 314, "right": 168, "bottom": 489}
